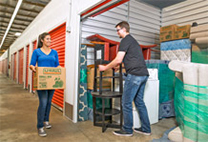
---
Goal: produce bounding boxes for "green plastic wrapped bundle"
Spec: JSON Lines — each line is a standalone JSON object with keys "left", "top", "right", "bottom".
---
{"left": 192, "top": 49, "right": 208, "bottom": 64}
{"left": 146, "top": 60, "right": 175, "bottom": 103}
{"left": 87, "top": 90, "right": 111, "bottom": 109}
{"left": 174, "top": 77, "right": 208, "bottom": 142}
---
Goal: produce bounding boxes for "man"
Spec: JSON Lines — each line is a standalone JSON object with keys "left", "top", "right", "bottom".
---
{"left": 99, "top": 21, "right": 151, "bottom": 136}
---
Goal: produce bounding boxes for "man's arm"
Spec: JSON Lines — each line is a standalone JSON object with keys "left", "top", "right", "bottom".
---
{"left": 99, "top": 51, "right": 125, "bottom": 71}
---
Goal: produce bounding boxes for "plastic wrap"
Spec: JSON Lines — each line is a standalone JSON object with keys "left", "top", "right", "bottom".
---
{"left": 174, "top": 77, "right": 208, "bottom": 142}
{"left": 146, "top": 60, "right": 175, "bottom": 119}
{"left": 146, "top": 60, "right": 175, "bottom": 103}
{"left": 192, "top": 49, "right": 208, "bottom": 64}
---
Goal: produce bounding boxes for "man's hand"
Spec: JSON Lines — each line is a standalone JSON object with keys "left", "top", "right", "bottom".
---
{"left": 113, "top": 65, "right": 120, "bottom": 72}
{"left": 99, "top": 65, "right": 106, "bottom": 71}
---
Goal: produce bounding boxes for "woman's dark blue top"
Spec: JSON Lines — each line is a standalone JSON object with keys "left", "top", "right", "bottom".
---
{"left": 30, "top": 48, "right": 59, "bottom": 67}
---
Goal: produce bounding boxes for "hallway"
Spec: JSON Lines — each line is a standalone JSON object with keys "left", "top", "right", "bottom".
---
{"left": 0, "top": 73, "right": 176, "bottom": 142}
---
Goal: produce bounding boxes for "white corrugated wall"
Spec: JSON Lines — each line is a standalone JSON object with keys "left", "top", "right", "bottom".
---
{"left": 81, "top": 0, "right": 161, "bottom": 65}
{"left": 162, "top": 0, "right": 208, "bottom": 26}
{"left": 129, "top": 1, "right": 161, "bottom": 59}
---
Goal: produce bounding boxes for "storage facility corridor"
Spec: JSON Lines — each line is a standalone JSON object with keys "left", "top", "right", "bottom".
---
{"left": 1, "top": 0, "right": 207, "bottom": 141}
{"left": 0, "top": 72, "right": 176, "bottom": 142}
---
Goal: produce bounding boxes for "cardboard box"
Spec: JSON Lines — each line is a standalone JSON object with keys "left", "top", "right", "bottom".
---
{"left": 175, "top": 25, "right": 191, "bottom": 39}
{"left": 87, "top": 65, "right": 112, "bottom": 90}
{"left": 33, "top": 67, "right": 66, "bottom": 90}
{"left": 160, "top": 25, "right": 177, "bottom": 42}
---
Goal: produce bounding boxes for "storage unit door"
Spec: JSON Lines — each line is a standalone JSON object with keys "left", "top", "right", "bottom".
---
{"left": 32, "top": 41, "right": 37, "bottom": 92}
{"left": 26, "top": 45, "right": 30, "bottom": 89}
{"left": 49, "top": 23, "right": 66, "bottom": 110}
{"left": 2, "top": 60, "right": 4, "bottom": 74}
{"left": 2, "top": 59, "right": 4, "bottom": 74}
{"left": 81, "top": 0, "right": 161, "bottom": 61}
{"left": 5, "top": 58, "right": 8, "bottom": 75}
{"left": 3, "top": 59, "right": 6, "bottom": 74}
{"left": 18, "top": 48, "right": 24, "bottom": 84}
{"left": 4, "top": 58, "right": 7, "bottom": 75}
{"left": 13, "top": 53, "right": 17, "bottom": 81}
{"left": 0, "top": 61, "right": 2, "bottom": 73}
{"left": 10, "top": 54, "right": 14, "bottom": 79}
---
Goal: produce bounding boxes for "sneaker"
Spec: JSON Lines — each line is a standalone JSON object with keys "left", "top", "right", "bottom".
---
{"left": 38, "top": 127, "right": 47, "bottom": 137}
{"left": 113, "top": 130, "right": 133, "bottom": 137}
{"left": 44, "top": 121, "right": 52, "bottom": 129}
{"left": 134, "top": 128, "right": 151, "bottom": 135}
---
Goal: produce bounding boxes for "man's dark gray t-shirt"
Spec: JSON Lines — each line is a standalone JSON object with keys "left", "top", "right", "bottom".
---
{"left": 118, "top": 34, "right": 149, "bottom": 76}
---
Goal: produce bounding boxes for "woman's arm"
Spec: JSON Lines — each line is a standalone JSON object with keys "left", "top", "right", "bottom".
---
{"left": 29, "top": 49, "right": 37, "bottom": 72}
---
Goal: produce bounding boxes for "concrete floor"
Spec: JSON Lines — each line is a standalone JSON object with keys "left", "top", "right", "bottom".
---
{"left": 0, "top": 73, "right": 177, "bottom": 142}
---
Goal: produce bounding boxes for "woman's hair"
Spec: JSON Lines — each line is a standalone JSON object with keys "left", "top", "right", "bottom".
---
{"left": 115, "top": 21, "right": 130, "bottom": 32}
{"left": 37, "top": 32, "right": 50, "bottom": 48}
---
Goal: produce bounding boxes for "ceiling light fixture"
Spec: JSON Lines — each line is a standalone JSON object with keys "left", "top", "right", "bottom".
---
{"left": 0, "top": 0, "right": 23, "bottom": 49}
{"left": 15, "top": 32, "right": 22, "bottom": 37}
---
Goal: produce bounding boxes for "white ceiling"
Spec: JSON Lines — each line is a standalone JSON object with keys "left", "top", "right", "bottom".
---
{"left": 0, "top": 0, "right": 51, "bottom": 56}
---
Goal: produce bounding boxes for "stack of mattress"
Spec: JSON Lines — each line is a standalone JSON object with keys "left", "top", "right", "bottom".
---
{"left": 160, "top": 39, "right": 192, "bottom": 62}
{"left": 168, "top": 60, "right": 208, "bottom": 142}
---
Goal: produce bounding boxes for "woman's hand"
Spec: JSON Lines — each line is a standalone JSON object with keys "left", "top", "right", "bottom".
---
{"left": 29, "top": 65, "right": 36, "bottom": 73}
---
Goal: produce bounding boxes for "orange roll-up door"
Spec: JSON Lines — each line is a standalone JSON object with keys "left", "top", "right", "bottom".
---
{"left": 2, "top": 59, "right": 4, "bottom": 74}
{"left": 5, "top": 58, "right": 8, "bottom": 75}
{"left": 26, "top": 45, "right": 30, "bottom": 89}
{"left": 3, "top": 59, "right": 6, "bottom": 74}
{"left": 2, "top": 60, "right": 4, "bottom": 74}
{"left": 49, "top": 23, "right": 66, "bottom": 110}
{"left": 18, "top": 48, "right": 24, "bottom": 84}
{"left": 32, "top": 41, "right": 37, "bottom": 92}
{"left": 13, "top": 52, "right": 17, "bottom": 81}
{"left": 0, "top": 61, "right": 2, "bottom": 73}
{"left": 10, "top": 54, "right": 14, "bottom": 78}
{"left": 4, "top": 59, "right": 7, "bottom": 75}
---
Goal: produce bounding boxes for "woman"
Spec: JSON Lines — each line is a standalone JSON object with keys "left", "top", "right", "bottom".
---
{"left": 30, "top": 32, "right": 60, "bottom": 137}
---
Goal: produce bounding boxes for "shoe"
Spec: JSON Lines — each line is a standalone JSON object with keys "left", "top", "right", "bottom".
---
{"left": 134, "top": 128, "right": 151, "bottom": 135}
{"left": 113, "top": 130, "right": 133, "bottom": 137}
{"left": 44, "top": 121, "right": 52, "bottom": 129}
{"left": 38, "top": 127, "right": 47, "bottom": 137}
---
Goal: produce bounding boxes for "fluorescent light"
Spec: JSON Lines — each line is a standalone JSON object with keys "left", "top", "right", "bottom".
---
{"left": 15, "top": 32, "right": 22, "bottom": 36}
{"left": 0, "top": 0, "right": 23, "bottom": 49}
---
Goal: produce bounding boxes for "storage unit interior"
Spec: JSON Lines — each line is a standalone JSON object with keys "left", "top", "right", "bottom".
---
{"left": 80, "top": 0, "right": 208, "bottom": 133}
{"left": 81, "top": 0, "right": 207, "bottom": 63}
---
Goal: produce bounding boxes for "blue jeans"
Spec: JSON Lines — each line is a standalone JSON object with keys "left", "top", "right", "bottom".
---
{"left": 122, "top": 74, "right": 151, "bottom": 133}
{"left": 37, "top": 90, "right": 55, "bottom": 129}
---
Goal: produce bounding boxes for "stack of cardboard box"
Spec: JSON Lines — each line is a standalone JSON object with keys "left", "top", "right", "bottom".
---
{"left": 160, "top": 24, "right": 192, "bottom": 62}
{"left": 160, "top": 24, "right": 191, "bottom": 42}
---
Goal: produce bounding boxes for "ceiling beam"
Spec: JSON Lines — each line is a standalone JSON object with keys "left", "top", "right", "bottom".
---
{"left": 0, "top": 0, "right": 23, "bottom": 49}
{"left": 0, "top": 25, "right": 26, "bottom": 31}
{"left": 0, "top": 15, "right": 33, "bottom": 22}
{"left": 0, "top": 28, "right": 23, "bottom": 33}
{"left": 0, "top": 11, "right": 37, "bottom": 19}
{"left": 23, "top": 0, "right": 49, "bottom": 7}
{"left": 0, "top": 21, "right": 29, "bottom": 27}
{"left": 0, "top": 3, "right": 40, "bottom": 14}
